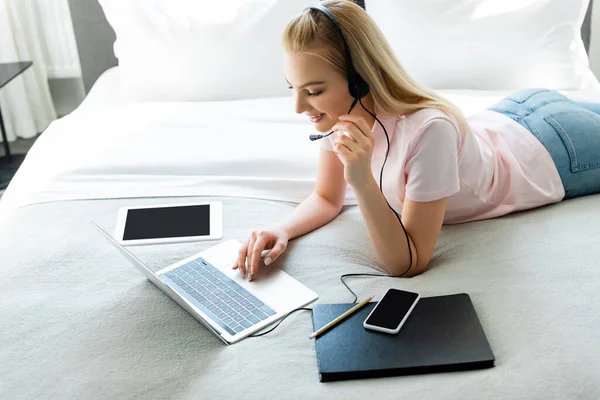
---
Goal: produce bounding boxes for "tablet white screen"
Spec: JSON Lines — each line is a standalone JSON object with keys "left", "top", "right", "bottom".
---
{"left": 123, "top": 205, "right": 210, "bottom": 240}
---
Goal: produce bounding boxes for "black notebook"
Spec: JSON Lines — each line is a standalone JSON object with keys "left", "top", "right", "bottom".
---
{"left": 311, "top": 293, "right": 495, "bottom": 382}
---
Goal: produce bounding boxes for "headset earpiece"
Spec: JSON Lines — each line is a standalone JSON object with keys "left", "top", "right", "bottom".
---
{"left": 351, "top": 76, "right": 370, "bottom": 99}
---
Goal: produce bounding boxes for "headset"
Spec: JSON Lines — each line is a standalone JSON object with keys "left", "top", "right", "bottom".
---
{"left": 250, "top": 4, "right": 414, "bottom": 338}
{"left": 307, "top": 5, "right": 369, "bottom": 142}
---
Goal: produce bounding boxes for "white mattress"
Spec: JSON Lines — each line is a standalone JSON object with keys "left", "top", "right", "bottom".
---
{"left": 3, "top": 66, "right": 600, "bottom": 221}
{"left": 2, "top": 67, "right": 600, "bottom": 399}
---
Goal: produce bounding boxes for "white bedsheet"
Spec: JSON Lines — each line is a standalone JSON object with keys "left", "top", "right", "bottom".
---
{"left": 0, "top": 96, "right": 328, "bottom": 220}
{"left": 2, "top": 66, "right": 600, "bottom": 220}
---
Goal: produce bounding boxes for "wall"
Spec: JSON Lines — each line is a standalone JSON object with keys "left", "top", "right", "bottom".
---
{"left": 48, "top": 77, "right": 85, "bottom": 118}
{"left": 589, "top": 0, "right": 600, "bottom": 80}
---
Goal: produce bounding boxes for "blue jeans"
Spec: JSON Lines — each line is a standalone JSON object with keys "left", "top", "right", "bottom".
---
{"left": 488, "top": 88, "right": 600, "bottom": 199}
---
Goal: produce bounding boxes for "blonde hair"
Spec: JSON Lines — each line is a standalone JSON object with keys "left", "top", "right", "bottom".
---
{"left": 282, "top": 0, "right": 468, "bottom": 136}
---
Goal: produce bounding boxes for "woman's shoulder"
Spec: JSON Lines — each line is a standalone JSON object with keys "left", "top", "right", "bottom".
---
{"left": 407, "top": 107, "right": 458, "bottom": 127}
{"left": 398, "top": 108, "right": 461, "bottom": 138}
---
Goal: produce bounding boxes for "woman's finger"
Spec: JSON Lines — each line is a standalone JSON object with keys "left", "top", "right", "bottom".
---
{"left": 245, "top": 232, "right": 257, "bottom": 277}
{"left": 333, "top": 121, "right": 368, "bottom": 147}
{"left": 338, "top": 115, "right": 373, "bottom": 139}
{"left": 334, "top": 133, "right": 359, "bottom": 153}
{"left": 249, "top": 235, "right": 269, "bottom": 280}
{"left": 334, "top": 142, "right": 351, "bottom": 159}
{"left": 263, "top": 240, "right": 287, "bottom": 265}
{"left": 235, "top": 240, "right": 249, "bottom": 276}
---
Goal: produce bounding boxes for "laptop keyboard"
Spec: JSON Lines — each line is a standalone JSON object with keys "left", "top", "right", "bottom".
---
{"left": 161, "top": 257, "right": 276, "bottom": 336}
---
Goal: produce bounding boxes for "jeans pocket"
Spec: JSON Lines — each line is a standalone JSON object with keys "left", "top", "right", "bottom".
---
{"left": 544, "top": 110, "right": 600, "bottom": 172}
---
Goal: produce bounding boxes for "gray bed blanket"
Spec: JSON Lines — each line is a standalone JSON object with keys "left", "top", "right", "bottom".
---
{"left": 1, "top": 194, "right": 599, "bottom": 399}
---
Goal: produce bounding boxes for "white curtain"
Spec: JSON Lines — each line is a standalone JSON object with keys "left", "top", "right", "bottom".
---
{"left": 0, "top": 0, "right": 57, "bottom": 143}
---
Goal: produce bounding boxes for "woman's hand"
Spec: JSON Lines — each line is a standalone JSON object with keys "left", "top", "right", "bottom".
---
{"left": 233, "top": 227, "right": 289, "bottom": 281}
{"left": 331, "top": 114, "right": 375, "bottom": 189}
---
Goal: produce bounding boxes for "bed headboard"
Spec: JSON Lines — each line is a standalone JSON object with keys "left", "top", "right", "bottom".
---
{"left": 583, "top": 0, "right": 595, "bottom": 56}
{"left": 68, "top": 0, "right": 593, "bottom": 94}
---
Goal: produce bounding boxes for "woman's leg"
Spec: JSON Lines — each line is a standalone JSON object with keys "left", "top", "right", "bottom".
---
{"left": 487, "top": 89, "right": 600, "bottom": 199}
{"left": 572, "top": 100, "right": 600, "bottom": 116}
{"left": 521, "top": 98, "right": 600, "bottom": 199}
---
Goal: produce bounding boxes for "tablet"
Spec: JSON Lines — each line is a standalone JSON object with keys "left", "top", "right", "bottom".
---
{"left": 114, "top": 201, "right": 223, "bottom": 245}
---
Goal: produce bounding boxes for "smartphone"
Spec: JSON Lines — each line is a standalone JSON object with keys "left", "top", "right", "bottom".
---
{"left": 363, "top": 288, "right": 420, "bottom": 334}
{"left": 114, "top": 201, "right": 223, "bottom": 246}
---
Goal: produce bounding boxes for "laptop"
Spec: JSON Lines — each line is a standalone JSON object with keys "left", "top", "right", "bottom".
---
{"left": 91, "top": 221, "right": 318, "bottom": 344}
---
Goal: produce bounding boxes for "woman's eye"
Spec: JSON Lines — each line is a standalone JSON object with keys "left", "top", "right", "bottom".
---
{"left": 286, "top": 85, "right": 323, "bottom": 97}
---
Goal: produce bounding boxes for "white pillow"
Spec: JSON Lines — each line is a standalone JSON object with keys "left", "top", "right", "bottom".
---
{"left": 98, "top": 0, "right": 315, "bottom": 101}
{"left": 366, "top": 0, "right": 599, "bottom": 90}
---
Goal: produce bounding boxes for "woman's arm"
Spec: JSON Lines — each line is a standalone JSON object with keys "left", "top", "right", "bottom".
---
{"left": 330, "top": 113, "right": 453, "bottom": 277}
{"left": 237, "top": 147, "right": 346, "bottom": 279}
{"left": 280, "top": 147, "right": 347, "bottom": 239}
{"left": 354, "top": 176, "right": 447, "bottom": 277}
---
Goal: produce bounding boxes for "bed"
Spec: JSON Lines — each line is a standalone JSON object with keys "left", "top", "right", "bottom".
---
{"left": 1, "top": 1, "right": 599, "bottom": 399}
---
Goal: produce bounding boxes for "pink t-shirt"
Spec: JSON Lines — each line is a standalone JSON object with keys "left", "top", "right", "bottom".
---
{"left": 320, "top": 108, "right": 565, "bottom": 224}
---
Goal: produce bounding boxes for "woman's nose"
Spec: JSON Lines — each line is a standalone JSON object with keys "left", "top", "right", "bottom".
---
{"left": 294, "top": 92, "right": 309, "bottom": 114}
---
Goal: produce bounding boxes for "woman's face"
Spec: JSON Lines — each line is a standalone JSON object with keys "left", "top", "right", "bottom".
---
{"left": 284, "top": 51, "right": 355, "bottom": 133}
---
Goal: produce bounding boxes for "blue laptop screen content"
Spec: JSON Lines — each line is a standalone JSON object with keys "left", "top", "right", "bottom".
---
{"left": 123, "top": 205, "right": 210, "bottom": 240}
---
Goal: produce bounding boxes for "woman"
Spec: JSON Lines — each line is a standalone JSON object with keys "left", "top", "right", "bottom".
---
{"left": 234, "top": 0, "right": 600, "bottom": 281}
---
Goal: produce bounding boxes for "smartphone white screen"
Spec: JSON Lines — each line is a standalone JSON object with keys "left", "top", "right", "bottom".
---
{"left": 364, "top": 289, "right": 419, "bottom": 330}
{"left": 123, "top": 204, "right": 210, "bottom": 240}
